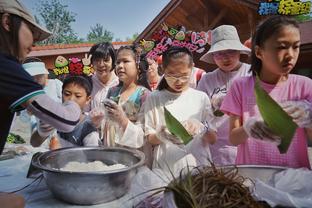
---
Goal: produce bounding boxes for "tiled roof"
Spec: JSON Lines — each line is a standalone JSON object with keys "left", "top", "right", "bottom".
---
{"left": 31, "top": 42, "right": 130, "bottom": 51}
{"left": 29, "top": 42, "right": 130, "bottom": 57}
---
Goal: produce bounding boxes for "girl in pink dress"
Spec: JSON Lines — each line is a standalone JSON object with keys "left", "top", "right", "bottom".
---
{"left": 221, "top": 16, "right": 312, "bottom": 168}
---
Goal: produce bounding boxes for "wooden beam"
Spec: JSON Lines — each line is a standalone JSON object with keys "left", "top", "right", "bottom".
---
{"left": 207, "top": 8, "right": 228, "bottom": 29}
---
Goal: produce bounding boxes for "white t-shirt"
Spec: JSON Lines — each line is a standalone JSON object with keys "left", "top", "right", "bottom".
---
{"left": 144, "top": 87, "right": 214, "bottom": 175}
{"left": 196, "top": 63, "right": 251, "bottom": 165}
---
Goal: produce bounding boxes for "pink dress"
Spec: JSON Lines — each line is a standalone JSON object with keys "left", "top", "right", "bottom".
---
{"left": 220, "top": 75, "right": 312, "bottom": 168}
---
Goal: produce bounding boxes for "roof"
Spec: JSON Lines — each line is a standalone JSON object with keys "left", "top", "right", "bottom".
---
{"left": 28, "top": 42, "right": 130, "bottom": 57}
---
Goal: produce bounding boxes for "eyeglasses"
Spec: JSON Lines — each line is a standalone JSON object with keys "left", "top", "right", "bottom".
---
{"left": 164, "top": 74, "right": 190, "bottom": 83}
{"left": 212, "top": 50, "right": 238, "bottom": 59}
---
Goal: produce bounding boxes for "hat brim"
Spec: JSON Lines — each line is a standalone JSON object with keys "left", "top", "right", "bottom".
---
{"left": 200, "top": 39, "right": 251, "bottom": 64}
{"left": 23, "top": 16, "right": 51, "bottom": 42}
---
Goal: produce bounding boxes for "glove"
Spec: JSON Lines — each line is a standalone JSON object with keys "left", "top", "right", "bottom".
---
{"left": 243, "top": 117, "right": 282, "bottom": 145}
{"left": 182, "top": 119, "right": 205, "bottom": 136}
{"left": 211, "top": 95, "right": 225, "bottom": 117}
{"left": 103, "top": 99, "right": 128, "bottom": 125}
{"left": 155, "top": 125, "right": 183, "bottom": 145}
{"left": 89, "top": 107, "right": 105, "bottom": 128}
{"left": 280, "top": 100, "right": 312, "bottom": 129}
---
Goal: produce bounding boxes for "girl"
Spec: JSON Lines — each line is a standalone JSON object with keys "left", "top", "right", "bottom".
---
{"left": 101, "top": 45, "right": 150, "bottom": 148}
{"left": 35, "top": 76, "right": 100, "bottom": 149}
{"left": 87, "top": 42, "right": 119, "bottom": 111}
{"left": 144, "top": 46, "right": 217, "bottom": 175}
{"left": 146, "top": 57, "right": 161, "bottom": 91}
{"left": 221, "top": 16, "right": 312, "bottom": 168}
{"left": 197, "top": 25, "right": 251, "bottom": 165}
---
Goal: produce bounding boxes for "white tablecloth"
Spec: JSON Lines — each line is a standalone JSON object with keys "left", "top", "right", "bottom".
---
{"left": 0, "top": 148, "right": 166, "bottom": 208}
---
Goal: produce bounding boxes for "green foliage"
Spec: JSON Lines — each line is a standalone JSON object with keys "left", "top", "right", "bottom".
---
{"left": 6, "top": 133, "right": 26, "bottom": 144}
{"left": 164, "top": 107, "right": 192, "bottom": 144}
{"left": 35, "top": 0, "right": 81, "bottom": 44}
{"left": 125, "top": 32, "right": 139, "bottom": 42}
{"left": 87, "top": 23, "right": 114, "bottom": 43}
{"left": 254, "top": 76, "right": 297, "bottom": 153}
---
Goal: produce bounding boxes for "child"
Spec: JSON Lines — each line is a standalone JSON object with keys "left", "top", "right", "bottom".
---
{"left": 86, "top": 42, "right": 119, "bottom": 111}
{"left": 220, "top": 16, "right": 312, "bottom": 168}
{"left": 146, "top": 57, "right": 161, "bottom": 91}
{"left": 144, "top": 46, "right": 217, "bottom": 175}
{"left": 35, "top": 76, "right": 100, "bottom": 149}
{"left": 197, "top": 25, "right": 251, "bottom": 165}
{"left": 101, "top": 45, "right": 150, "bottom": 148}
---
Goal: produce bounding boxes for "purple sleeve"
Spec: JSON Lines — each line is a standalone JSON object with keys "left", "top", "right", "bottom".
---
{"left": 220, "top": 79, "right": 242, "bottom": 117}
{"left": 27, "top": 94, "right": 81, "bottom": 133}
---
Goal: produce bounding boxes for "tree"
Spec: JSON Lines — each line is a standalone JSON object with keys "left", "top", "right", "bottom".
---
{"left": 87, "top": 23, "right": 114, "bottom": 43}
{"left": 35, "top": 0, "right": 81, "bottom": 44}
{"left": 125, "top": 32, "right": 139, "bottom": 42}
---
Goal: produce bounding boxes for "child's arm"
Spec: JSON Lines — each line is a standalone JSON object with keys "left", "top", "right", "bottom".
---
{"left": 229, "top": 115, "right": 248, "bottom": 145}
{"left": 147, "top": 134, "right": 162, "bottom": 145}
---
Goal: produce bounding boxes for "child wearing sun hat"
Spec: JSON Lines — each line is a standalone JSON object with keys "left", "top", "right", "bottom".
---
{"left": 197, "top": 24, "right": 251, "bottom": 165}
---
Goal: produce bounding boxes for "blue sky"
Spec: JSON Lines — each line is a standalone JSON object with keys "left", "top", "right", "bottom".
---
{"left": 21, "top": 0, "right": 170, "bottom": 41}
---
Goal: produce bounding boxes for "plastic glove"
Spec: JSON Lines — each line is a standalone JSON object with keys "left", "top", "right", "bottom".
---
{"left": 103, "top": 99, "right": 128, "bottom": 125}
{"left": 211, "top": 95, "right": 225, "bottom": 111}
{"left": 211, "top": 95, "right": 226, "bottom": 117}
{"left": 182, "top": 119, "right": 205, "bottom": 136}
{"left": 243, "top": 117, "right": 282, "bottom": 145}
{"left": 280, "top": 100, "right": 312, "bottom": 129}
{"left": 155, "top": 125, "right": 183, "bottom": 145}
{"left": 89, "top": 107, "right": 105, "bottom": 128}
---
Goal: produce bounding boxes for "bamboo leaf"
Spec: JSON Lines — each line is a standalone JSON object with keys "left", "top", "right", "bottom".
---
{"left": 164, "top": 107, "right": 192, "bottom": 144}
{"left": 254, "top": 76, "right": 298, "bottom": 153}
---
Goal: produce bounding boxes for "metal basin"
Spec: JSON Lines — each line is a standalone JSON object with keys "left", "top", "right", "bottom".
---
{"left": 163, "top": 165, "right": 286, "bottom": 208}
{"left": 32, "top": 147, "right": 145, "bottom": 205}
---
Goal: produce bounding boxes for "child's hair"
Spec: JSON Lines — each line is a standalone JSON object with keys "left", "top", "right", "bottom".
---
{"left": 0, "top": 14, "right": 22, "bottom": 59}
{"left": 116, "top": 45, "right": 150, "bottom": 89}
{"left": 62, "top": 75, "right": 93, "bottom": 96}
{"left": 157, "top": 46, "right": 194, "bottom": 90}
{"left": 23, "top": 57, "right": 43, "bottom": 64}
{"left": 88, "top": 42, "right": 116, "bottom": 70}
{"left": 250, "top": 16, "right": 300, "bottom": 76}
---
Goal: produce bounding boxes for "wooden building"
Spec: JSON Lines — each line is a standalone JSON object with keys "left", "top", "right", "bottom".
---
{"left": 135, "top": 0, "right": 312, "bottom": 73}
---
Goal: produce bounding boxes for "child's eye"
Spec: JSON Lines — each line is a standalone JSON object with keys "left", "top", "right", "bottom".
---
{"left": 277, "top": 45, "right": 286, "bottom": 49}
{"left": 293, "top": 45, "right": 300, "bottom": 49}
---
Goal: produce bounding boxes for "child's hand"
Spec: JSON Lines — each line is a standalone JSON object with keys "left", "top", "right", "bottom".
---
{"left": 89, "top": 108, "right": 105, "bottom": 128}
{"left": 104, "top": 100, "right": 128, "bottom": 126}
{"left": 243, "top": 117, "right": 281, "bottom": 145}
{"left": 182, "top": 119, "right": 205, "bottom": 136}
{"left": 156, "top": 125, "right": 183, "bottom": 145}
{"left": 280, "top": 100, "right": 312, "bottom": 129}
{"left": 49, "top": 136, "right": 61, "bottom": 150}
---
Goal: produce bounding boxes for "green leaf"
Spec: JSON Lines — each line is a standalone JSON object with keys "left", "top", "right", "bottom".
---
{"left": 254, "top": 76, "right": 297, "bottom": 153}
{"left": 164, "top": 107, "right": 192, "bottom": 144}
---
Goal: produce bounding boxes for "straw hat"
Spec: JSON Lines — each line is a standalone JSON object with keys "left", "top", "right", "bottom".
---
{"left": 23, "top": 62, "right": 49, "bottom": 76}
{"left": 0, "top": 0, "right": 51, "bottom": 41}
{"left": 200, "top": 25, "right": 251, "bottom": 64}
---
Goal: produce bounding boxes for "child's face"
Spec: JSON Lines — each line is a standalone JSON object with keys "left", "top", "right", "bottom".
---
{"left": 212, "top": 50, "right": 241, "bottom": 72}
{"left": 255, "top": 25, "right": 300, "bottom": 77}
{"left": 33, "top": 74, "right": 48, "bottom": 87}
{"left": 164, "top": 56, "right": 192, "bottom": 93}
{"left": 62, "top": 83, "right": 91, "bottom": 110}
{"left": 93, "top": 57, "right": 113, "bottom": 82}
{"left": 116, "top": 49, "right": 139, "bottom": 85}
{"left": 147, "top": 58, "right": 159, "bottom": 80}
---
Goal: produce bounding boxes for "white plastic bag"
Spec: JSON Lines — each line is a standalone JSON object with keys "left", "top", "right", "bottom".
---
{"left": 254, "top": 168, "right": 312, "bottom": 207}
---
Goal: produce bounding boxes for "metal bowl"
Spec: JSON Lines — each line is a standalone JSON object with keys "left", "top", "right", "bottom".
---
{"left": 163, "top": 165, "right": 286, "bottom": 208}
{"left": 32, "top": 147, "right": 145, "bottom": 205}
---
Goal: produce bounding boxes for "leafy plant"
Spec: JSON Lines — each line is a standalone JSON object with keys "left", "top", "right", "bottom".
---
{"left": 164, "top": 107, "right": 192, "bottom": 144}
{"left": 254, "top": 76, "right": 297, "bottom": 153}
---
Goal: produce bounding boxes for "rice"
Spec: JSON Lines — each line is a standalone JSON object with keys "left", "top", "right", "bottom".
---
{"left": 60, "top": 161, "right": 127, "bottom": 172}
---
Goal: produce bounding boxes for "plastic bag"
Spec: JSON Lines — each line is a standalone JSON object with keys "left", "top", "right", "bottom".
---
{"left": 254, "top": 168, "right": 312, "bottom": 207}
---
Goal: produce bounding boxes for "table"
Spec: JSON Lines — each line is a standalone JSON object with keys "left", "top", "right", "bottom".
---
{"left": 0, "top": 146, "right": 166, "bottom": 208}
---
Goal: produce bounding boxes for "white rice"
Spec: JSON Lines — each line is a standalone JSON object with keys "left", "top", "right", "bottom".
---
{"left": 60, "top": 161, "right": 127, "bottom": 172}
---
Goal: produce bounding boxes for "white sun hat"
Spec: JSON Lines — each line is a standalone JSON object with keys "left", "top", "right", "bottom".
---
{"left": 23, "top": 62, "right": 49, "bottom": 76}
{"left": 200, "top": 25, "right": 251, "bottom": 64}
